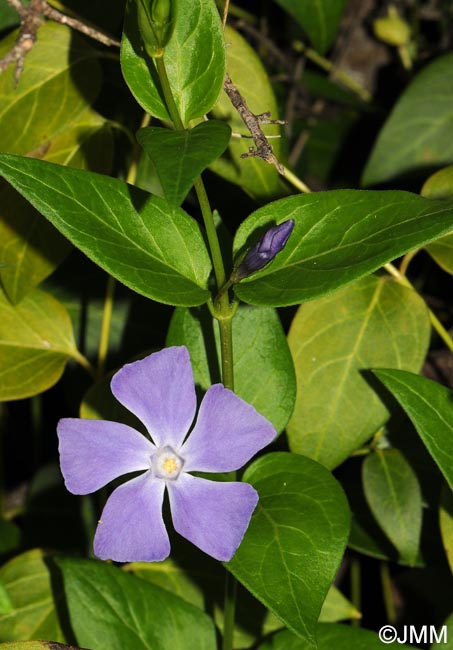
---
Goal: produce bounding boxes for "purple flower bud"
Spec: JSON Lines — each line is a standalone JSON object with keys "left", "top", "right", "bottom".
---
{"left": 233, "top": 219, "right": 295, "bottom": 282}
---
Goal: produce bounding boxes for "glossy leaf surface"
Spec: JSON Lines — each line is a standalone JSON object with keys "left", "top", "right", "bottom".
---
{"left": 137, "top": 121, "right": 231, "bottom": 207}
{"left": 57, "top": 558, "right": 216, "bottom": 650}
{"left": 227, "top": 453, "right": 350, "bottom": 648}
{"left": 167, "top": 304, "right": 296, "bottom": 432}
{"left": 233, "top": 189, "right": 453, "bottom": 306}
{"left": 287, "top": 276, "right": 430, "bottom": 468}
{"left": 374, "top": 369, "right": 453, "bottom": 489}
{"left": 121, "top": 0, "right": 225, "bottom": 125}
{"left": 422, "top": 165, "right": 453, "bottom": 273}
{"left": 363, "top": 448, "right": 422, "bottom": 565}
{"left": 0, "top": 155, "right": 212, "bottom": 306}
{"left": 362, "top": 53, "right": 453, "bottom": 186}
{"left": 0, "top": 287, "right": 78, "bottom": 401}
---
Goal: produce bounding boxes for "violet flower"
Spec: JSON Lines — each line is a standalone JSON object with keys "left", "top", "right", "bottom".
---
{"left": 57, "top": 346, "right": 276, "bottom": 563}
{"left": 232, "top": 219, "right": 295, "bottom": 282}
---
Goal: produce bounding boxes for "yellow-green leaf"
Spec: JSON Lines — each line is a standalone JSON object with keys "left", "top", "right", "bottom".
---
{"left": 287, "top": 276, "right": 430, "bottom": 468}
{"left": 0, "top": 287, "right": 79, "bottom": 401}
{"left": 439, "top": 483, "right": 453, "bottom": 573}
{"left": 422, "top": 166, "right": 453, "bottom": 274}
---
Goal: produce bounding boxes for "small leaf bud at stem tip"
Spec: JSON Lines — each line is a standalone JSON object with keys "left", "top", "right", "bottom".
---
{"left": 136, "top": 0, "right": 174, "bottom": 58}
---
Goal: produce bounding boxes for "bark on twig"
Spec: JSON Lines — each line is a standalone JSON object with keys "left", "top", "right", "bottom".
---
{"left": 0, "top": 0, "right": 120, "bottom": 84}
{"left": 223, "top": 73, "right": 286, "bottom": 173}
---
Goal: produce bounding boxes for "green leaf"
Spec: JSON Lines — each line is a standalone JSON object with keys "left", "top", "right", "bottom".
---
{"left": 0, "top": 644, "right": 87, "bottom": 650}
{"left": 374, "top": 369, "right": 453, "bottom": 490}
{"left": 0, "top": 550, "right": 64, "bottom": 643}
{"left": 166, "top": 304, "right": 296, "bottom": 432}
{"left": 57, "top": 558, "right": 216, "bottom": 650}
{"left": 268, "top": 623, "right": 416, "bottom": 649}
{"left": 272, "top": 0, "right": 347, "bottom": 53}
{"left": 0, "top": 520, "right": 21, "bottom": 555}
{"left": 136, "top": 121, "right": 231, "bottom": 207}
{"left": 421, "top": 166, "right": 453, "bottom": 274}
{"left": 319, "top": 587, "right": 361, "bottom": 623}
{"left": 362, "top": 53, "right": 453, "bottom": 186}
{"left": 121, "top": 0, "right": 225, "bottom": 125}
{"left": 210, "top": 27, "right": 285, "bottom": 201}
{"left": 0, "top": 23, "right": 101, "bottom": 157}
{"left": 0, "top": 23, "right": 108, "bottom": 304}
{"left": 0, "top": 0, "right": 19, "bottom": 30}
{"left": 0, "top": 155, "right": 212, "bottom": 307}
{"left": 0, "top": 287, "right": 79, "bottom": 401}
{"left": 362, "top": 448, "right": 422, "bottom": 565}
{"left": 440, "top": 483, "right": 453, "bottom": 573}
{"left": 227, "top": 453, "right": 350, "bottom": 648}
{"left": 432, "top": 612, "right": 453, "bottom": 649}
{"left": 232, "top": 189, "right": 453, "bottom": 306}
{"left": 287, "top": 276, "right": 430, "bottom": 468}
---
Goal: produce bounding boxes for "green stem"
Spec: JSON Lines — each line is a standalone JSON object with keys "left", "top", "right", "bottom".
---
{"left": 384, "top": 262, "right": 453, "bottom": 355}
{"left": 293, "top": 40, "right": 372, "bottom": 103}
{"left": 96, "top": 275, "right": 116, "bottom": 380}
{"left": 380, "top": 562, "right": 397, "bottom": 624}
{"left": 281, "top": 164, "right": 312, "bottom": 194}
{"left": 155, "top": 54, "right": 237, "bottom": 650}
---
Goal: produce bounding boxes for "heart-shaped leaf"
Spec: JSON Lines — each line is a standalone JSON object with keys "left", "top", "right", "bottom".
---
{"left": 227, "top": 453, "right": 350, "bottom": 648}
{"left": 137, "top": 121, "right": 231, "bottom": 207}
{"left": 233, "top": 189, "right": 453, "bottom": 306}
{"left": 374, "top": 369, "right": 453, "bottom": 490}
{"left": 0, "top": 155, "right": 212, "bottom": 307}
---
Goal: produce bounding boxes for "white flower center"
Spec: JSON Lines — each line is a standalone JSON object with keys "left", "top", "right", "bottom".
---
{"left": 151, "top": 445, "right": 184, "bottom": 480}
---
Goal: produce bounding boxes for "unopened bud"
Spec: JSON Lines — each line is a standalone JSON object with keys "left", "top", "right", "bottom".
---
{"left": 232, "top": 220, "right": 295, "bottom": 282}
{"left": 137, "top": 0, "right": 173, "bottom": 58}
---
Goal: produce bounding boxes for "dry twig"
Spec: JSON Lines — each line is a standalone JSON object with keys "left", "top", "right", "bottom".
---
{"left": 0, "top": 0, "right": 120, "bottom": 84}
{"left": 223, "top": 73, "right": 286, "bottom": 173}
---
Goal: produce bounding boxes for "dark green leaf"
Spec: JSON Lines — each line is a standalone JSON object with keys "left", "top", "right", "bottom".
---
{"left": 0, "top": 644, "right": 87, "bottom": 650}
{"left": 439, "top": 483, "right": 453, "bottom": 573}
{"left": 136, "top": 121, "right": 231, "bottom": 207}
{"left": 362, "top": 448, "right": 422, "bottom": 565}
{"left": 57, "top": 558, "right": 216, "bottom": 650}
{"left": 0, "top": 287, "right": 80, "bottom": 401}
{"left": 210, "top": 27, "right": 285, "bottom": 201}
{"left": 0, "top": 550, "right": 64, "bottom": 643}
{"left": 121, "top": 0, "right": 225, "bottom": 125}
{"left": 166, "top": 304, "right": 296, "bottom": 432}
{"left": 421, "top": 166, "right": 453, "bottom": 274}
{"left": 0, "top": 520, "right": 20, "bottom": 555}
{"left": 362, "top": 53, "right": 453, "bottom": 186}
{"left": 272, "top": 0, "right": 347, "bottom": 53}
{"left": 227, "top": 453, "right": 350, "bottom": 648}
{"left": 374, "top": 369, "right": 453, "bottom": 489}
{"left": 0, "top": 155, "right": 211, "bottom": 307}
{"left": 287, "top": 275, "right": 430, "bottom": 468}
{"left": 268, "top": 623, "right": 416, "bottom": 649}
{"left": 233, "top": 189, "right": 453, "bottom": 306}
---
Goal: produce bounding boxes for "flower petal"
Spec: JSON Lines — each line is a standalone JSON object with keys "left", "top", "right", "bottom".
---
{"left": 57, "top": 418, "right": 154, "bottom": 495}
{"left": 181, "top": 385, "right": 276, "bottom": 473}
{"left": 168, "top": 474, "right": 258, "bottom": 561}
{"left": 94, "top": 472, "right": 170, "bottom": 562}
{"left": 111, "top": 347, "right": 196, "bottom": 448}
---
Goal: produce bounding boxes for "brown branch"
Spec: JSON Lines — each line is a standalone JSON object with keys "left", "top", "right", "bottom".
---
{"left": 0, "top": 0, "right": 46, "bottom": 84}
{"left": 0, "top": 0, "right": 120, "bottom": 84}
{"left": 223, "top": 73, "right": 286, "bottom": 173}
{"left": 41, "top": 5, "right": 121, "bottom": 48}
